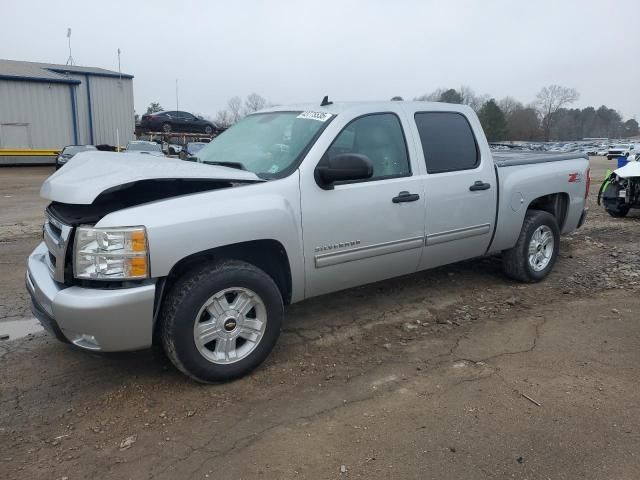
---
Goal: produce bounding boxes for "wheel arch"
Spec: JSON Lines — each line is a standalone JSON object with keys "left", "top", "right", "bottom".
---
{"left": 152, "top": 239, "right": 292, "bottom": 343}
{"left": 526, "top": 192, "right": 569, "bottom": 230}
{"left": 164, "top": 239, "right": 292, "bottom": 304}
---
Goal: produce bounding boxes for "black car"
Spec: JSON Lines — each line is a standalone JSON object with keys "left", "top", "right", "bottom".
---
{"left": 179, "top": 142, "right": 208, "bottom": 161}
{"left": 55, "top": 145, "right": 97, "bottom": 169}
{"left": 139, "top": 111, "right": 217, "bottom": 134}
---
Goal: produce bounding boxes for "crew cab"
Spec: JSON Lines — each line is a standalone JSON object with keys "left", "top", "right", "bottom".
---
{"left": 26, "top": 101, "right": 590, "bottom": 382}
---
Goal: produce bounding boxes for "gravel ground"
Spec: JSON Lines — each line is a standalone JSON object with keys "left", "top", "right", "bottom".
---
{"left": 1, "top": 158, "right": 640, "bottom": 479}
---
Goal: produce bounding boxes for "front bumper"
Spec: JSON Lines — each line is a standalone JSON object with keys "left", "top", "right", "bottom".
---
{"left": 26, "top": 242, "right": 156, "bottom": 352}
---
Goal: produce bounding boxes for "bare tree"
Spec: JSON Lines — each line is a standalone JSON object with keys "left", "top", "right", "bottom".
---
{"left": 498, "top": 96, "right": 524, "bottom": 118}
{"left": 145, "top": 102, "right": 163, "bottom": 114}
{"left": 414, "top": 88, "right": 445, "bottom": 102}
{"left": 415, "top": 87, "right": 483, "bottom": 107}
{"left": 508, "top": 107, "right": 542, "bottom": 141}
{"left": 192, "top": 112, "right": 213, "bottom": 121}
{"left": 213, "top": 94, "right": 270, "bottom": 128}
{"left": 227, "top": 96, "right": 243, "bottom": 124}
{"left": 214, "top": 109, "right": 234, "bottom": 129}
{"left": 459, "top": 86, "right": 489, "bottom": 112}
{"left": 244, "top": 93, "right": 267, "bottom": 114}
{"left": 535, "top": 85, "right": 579, "bottom": 141}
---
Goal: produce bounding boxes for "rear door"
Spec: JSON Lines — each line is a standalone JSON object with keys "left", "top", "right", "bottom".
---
{"left": 409, "top": 110, "right": 498, "bottom": 269}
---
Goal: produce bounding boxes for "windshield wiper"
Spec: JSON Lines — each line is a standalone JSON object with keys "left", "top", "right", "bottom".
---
{"left": 202, "top": 160, "right": 247, "bottom": 171}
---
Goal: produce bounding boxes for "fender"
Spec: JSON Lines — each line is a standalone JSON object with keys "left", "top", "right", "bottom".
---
{"left": 96, "top": 172, "right": 306, "bottom": 302}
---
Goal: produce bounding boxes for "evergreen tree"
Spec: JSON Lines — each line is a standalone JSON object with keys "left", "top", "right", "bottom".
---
{"left": 478, "top": 99, "right": 508, "bottom": 142}
{"left": 438, "top": 89, "right": 463, "bottom": 104}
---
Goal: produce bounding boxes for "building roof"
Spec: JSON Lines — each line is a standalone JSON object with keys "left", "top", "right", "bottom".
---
{"left": 0, "top": 59, "right": 134, "bottom": 84}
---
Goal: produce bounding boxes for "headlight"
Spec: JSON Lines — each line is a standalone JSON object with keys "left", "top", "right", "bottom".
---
{"left": 74, "top": 226, "right": 149, "bottom": 280}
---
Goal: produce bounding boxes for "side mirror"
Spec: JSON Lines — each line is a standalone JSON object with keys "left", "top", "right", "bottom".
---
{"left": 314, "top": 153, "right": 373, "bottom": 189}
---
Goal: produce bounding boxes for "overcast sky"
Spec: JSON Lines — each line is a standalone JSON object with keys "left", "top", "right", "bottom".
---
{"left": 2, "top": 0, "right": 638, "bottom": 120}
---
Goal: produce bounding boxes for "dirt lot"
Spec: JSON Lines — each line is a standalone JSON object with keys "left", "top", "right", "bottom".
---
{"left": 1, "top": 159, "right": 640, "bottom": 480}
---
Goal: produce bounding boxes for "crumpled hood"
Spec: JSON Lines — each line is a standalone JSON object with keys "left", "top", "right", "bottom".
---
{"left": 41, "top": 151, "right": 262, "bottom": 204}
{"left": 614, "top": 160, "right": 640, "bottom": 179}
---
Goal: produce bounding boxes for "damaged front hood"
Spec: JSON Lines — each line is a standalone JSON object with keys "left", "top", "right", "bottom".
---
{"left": 614, "top": 160, "right": 640, "bottom": 179}
{"left": 41, "top": 151, "right": 262, "bottom": 204}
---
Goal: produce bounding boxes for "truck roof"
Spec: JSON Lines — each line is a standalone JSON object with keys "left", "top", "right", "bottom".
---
{"left": 261, "top": 101, "right": 474, "bottom": 116}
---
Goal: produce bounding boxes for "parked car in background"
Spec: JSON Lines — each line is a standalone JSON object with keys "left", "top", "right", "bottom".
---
{"left": 169, "top": 144, "right": 182, "bottom": 155}
{"left": 55, "top": 145, "right": 97, "bottom": 169}
{"left": 179, "top": 142, "right": 208, "bottom": 161}
{"left": 125, "top": 141, "right": 165, "bottom": 157}
{"left": 160, "top": 142, "right": 183, "bottom": 155}
{"left": 607, "top": 144, "right": 636, "bottom": 160}
{"left": 139, "top": 111, "right": 217, "bottom": 135}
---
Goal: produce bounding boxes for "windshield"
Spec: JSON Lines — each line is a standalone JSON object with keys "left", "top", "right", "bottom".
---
{"left": 195, "top": 111, "right": 333, "bottom": 177}
{"left": 128, "top": 142, "right": 161, "bottom": 152}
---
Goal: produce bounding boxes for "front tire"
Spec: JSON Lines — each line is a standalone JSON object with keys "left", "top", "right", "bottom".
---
{"left": 605, "top": 205, "right": 630, "bottom": 218}
{"left": 160, "top": 260, "right": 283, "bottom": 383}
{"left": 162, "top": 122, "right": 172, "bottom": 133}
{"left": 204, "top": 125, "right": 214, "bottom": 135}
{"left": 502, "top": 210, "right": 560, "bottom": 283}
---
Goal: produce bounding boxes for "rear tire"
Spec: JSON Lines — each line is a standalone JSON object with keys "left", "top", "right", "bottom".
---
{"left": 204, "top": 125, "right": 214, "bottom": 135}
{"left": 502, "top": 210, "right": 560, "bottom": 283}
{"left": 162, "top": 122, "right": 172, "bottom": 133}
{"left": 160, "top": 260, "right": 283, "bottom": 383}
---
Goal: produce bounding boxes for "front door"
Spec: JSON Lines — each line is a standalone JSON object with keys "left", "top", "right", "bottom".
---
{"left": 410, "top": 110, "right": 498, "bottom": 269}
{"left": 300, "top": 112, "right": 426, "bottom": 298}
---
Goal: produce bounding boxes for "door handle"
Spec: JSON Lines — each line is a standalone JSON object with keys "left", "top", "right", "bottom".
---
{"left": 469, "top": 181, "right": 491, "bottom": 191}
{"left": 392, "top": 191, "right": 420, "bottom": 203}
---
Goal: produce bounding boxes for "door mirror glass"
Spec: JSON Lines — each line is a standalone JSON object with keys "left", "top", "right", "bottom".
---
{"left": 315, "top": 153, "right": 373, "bottom": 189}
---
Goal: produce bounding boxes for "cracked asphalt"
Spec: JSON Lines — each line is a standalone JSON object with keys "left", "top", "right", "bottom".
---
{"left": 1, "top": 158, "right": 640, "bottom": 479}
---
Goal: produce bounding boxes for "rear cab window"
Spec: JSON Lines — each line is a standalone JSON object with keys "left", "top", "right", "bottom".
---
{"left": 414, "top": 112, "right": 480, "bottom": 174}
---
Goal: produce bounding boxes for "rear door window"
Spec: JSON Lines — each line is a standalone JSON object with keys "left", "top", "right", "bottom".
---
{"left": 414, "top": 112, "right": 479, "bottom": 174}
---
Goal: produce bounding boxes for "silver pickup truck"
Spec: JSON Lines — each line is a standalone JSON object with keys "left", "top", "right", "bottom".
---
{"left": 26, "top": 101, "right": 590, "bottom": 382}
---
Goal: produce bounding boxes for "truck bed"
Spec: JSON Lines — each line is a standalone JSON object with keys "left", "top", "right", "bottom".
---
{"left": 493, "top": 151, "right": 588, "bottom": 168}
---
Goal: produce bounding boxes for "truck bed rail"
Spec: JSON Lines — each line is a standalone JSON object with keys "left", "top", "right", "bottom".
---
{"left": 493, "top": 152, "right": 588, "bottom": 167}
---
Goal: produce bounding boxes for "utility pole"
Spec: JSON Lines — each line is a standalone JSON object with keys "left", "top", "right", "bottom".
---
{"left": 176, "top": 78, "right": 179, "bottom": 112}
{"left": 117, "top": 48, "right": 122, "bottom": 81}
{"left": 65, "top": 28, "right": 74, "bottom": 66}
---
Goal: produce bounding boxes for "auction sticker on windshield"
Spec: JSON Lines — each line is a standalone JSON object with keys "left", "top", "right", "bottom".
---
{"left": 297, "top": 111, "right": 332, "bottom": 122}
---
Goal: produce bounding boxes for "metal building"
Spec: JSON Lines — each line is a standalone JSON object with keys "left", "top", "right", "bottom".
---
{"left": 0, "top": 59, "right": 134, "bottom": 161}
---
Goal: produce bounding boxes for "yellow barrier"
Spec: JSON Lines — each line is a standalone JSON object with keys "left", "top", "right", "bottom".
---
{"left": 0, "top": 149, "right": 60, "bottom": 156}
